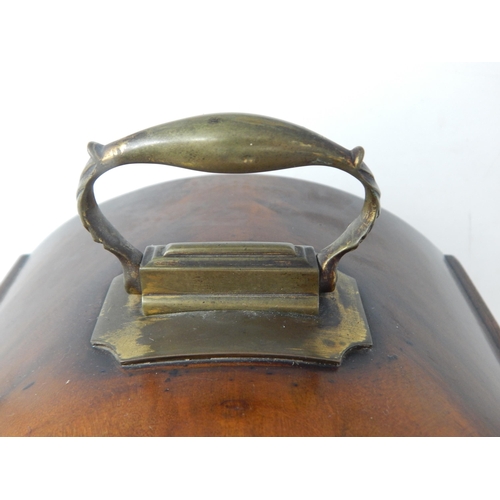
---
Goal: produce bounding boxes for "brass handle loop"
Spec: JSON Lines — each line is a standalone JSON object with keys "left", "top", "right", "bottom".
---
{"left": 77, "top": 113, "right": 380, "bottom": 294}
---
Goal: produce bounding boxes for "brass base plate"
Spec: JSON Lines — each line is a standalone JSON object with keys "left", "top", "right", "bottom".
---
{"left": 91, "top": 271, "right": 372, "bottom": 365}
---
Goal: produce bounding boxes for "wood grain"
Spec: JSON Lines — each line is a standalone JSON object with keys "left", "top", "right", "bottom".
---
{"left": 1, "top": 175, "right": 499, "bottom": 436}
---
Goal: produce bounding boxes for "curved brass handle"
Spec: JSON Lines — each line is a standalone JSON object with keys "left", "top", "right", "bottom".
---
{"left": 77, "top": 113, "right": 380, "bottom": 294}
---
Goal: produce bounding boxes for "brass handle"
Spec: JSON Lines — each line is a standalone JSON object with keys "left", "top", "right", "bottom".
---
{"left": 77, "top": 113, "right": 380, "bottom": 294}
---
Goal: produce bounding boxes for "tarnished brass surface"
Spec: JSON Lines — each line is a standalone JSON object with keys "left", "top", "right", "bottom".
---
{"left": 78, "top": 115, "right": 380, "bottom": 366}
{"left": 91, "top": 271, "right": 372, "bottom": 365}
{"left": 140, "top": 242, "right": 319, "bottom": 315}
{"left": 77, "top": 114, "right": 380, "bottom": 294}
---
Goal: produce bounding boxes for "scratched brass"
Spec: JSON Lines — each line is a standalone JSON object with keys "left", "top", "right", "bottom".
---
{"left": 80, "top": 114, "right": 380, "bottom": 366}
{"left": 140, "top": 242, "right": 319, "bottom": 315}
{"left": 91, "top": 271, "right": 372, "bottom": 365}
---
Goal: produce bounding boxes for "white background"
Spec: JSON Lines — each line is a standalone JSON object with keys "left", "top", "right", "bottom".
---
{"left": 0, "top": 0, "right": 499, "bottom": 492}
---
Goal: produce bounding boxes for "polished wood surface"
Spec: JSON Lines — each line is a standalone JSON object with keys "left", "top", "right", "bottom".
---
{"left": 1, "top": 175, "right": 499, "bottom": 436}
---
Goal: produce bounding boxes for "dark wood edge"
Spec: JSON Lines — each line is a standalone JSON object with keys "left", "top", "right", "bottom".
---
{"left": 445, "top": 255, "right": 500, "bottom": 352}
{"left": 0, "top": 255, "right": 30, "bottom": 304}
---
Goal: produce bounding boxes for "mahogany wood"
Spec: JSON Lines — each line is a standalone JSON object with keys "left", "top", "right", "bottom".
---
{"left": 1, "top": 175, "right": 499, "bottom": 436}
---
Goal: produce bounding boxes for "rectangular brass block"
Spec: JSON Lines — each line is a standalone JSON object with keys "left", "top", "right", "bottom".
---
{"left": 142, "top": 293, "right": 319, "bottom": 315}
{"left": 139, "top": 242, "right": 320, "bottom": 315}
